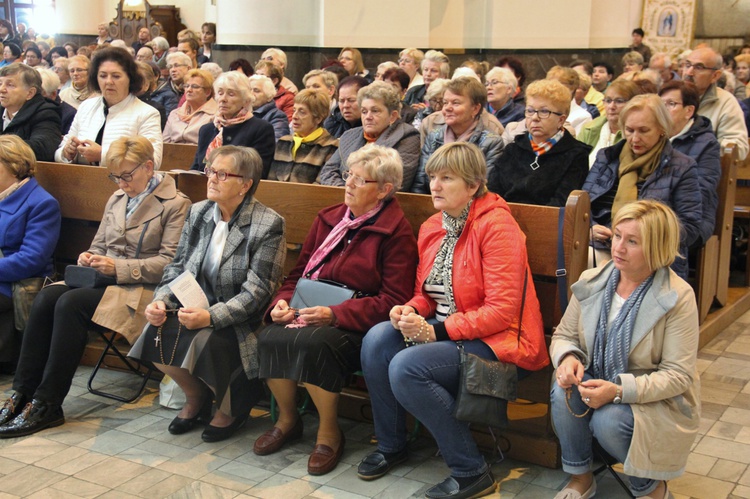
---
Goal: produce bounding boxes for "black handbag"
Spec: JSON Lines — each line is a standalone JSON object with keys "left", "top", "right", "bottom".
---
{"left": 64, "top": 220, "right": 151, "bottom": 289}
{"left": 452, "top": 273, "right": 527, "bottom": 429}
{"left": 289, "top": 278, "right": 357, "bottom": 309}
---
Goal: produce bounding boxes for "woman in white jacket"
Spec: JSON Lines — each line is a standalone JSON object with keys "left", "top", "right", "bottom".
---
{"left": 55, "top": 47, "right": 163, "bottom": 169}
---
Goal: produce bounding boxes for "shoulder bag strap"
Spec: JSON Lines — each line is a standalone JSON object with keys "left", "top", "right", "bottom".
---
{"left": 556, "top": 206, "right": 569, "bottom": 313}
{"left": 134, "top": 220, "right": 151, "bottom": 259}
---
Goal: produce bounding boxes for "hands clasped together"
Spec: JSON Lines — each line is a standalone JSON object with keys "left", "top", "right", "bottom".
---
{"left": 270, "top": 299, "right": 335, "bottom": 327}
{"left": 145, "top": 300, "right": 212, "bottom": 330}
{"left": 390, "top": 305, "right": 435, "bottom": 344}
{"left": 556, "top": 354, "right": 619, "bottom": 409}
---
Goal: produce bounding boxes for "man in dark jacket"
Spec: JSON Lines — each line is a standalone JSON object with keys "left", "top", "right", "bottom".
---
{"left": 323, "top": 76, "right": 366, "bottom": 138}
{"left": 0, "top": 63, "right": 61, "bottom": 161}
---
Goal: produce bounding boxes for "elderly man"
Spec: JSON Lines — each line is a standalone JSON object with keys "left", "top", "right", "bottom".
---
{"left": 684, "top": 47, "right": 749, "bottom": 160}
{"left": 151, "top": 51, "right": 190, "bottom": 116}
{"left": 260, "top": 47, "right": 298, "bottom": 94}
{"left": 136, "top": 45, "right": 154, "bottom": 64}
{"left": 132, "top": 26, "right": 151, "bottom": 53}
{"left": 649, "top": 53, "right": 680, "bottom": 85}
{"left": 323, "top": 75, "right": 366, "bottom": 139}
{"left": 0, "top": 63, "right": 61, "bottom": 161}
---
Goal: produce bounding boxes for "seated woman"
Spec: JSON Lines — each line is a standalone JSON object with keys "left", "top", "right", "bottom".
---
{"left": 403, "top": 50, "right": 450, "bottom": 109}
{"left": 398, "top": 48, "right": 424, "bottom": 88}
{"left": 338, "top": 47, "right": 373, "bottom": 83}
{"left": 357, "top": 142, "right": 548, "bottom": 498}
{"left": 163, "top": 69, "right": 217, "bottom": 145}
{"left": 254, "top": 144, "right": 417, "bottom": 475}
{"left": 622, "top": 51, "right": 645, "bottom": 73}
{"left": 268, "top": 89, "right": 338, "bottom": 183}
{"left": 485, "top": 67, "right": 525, "bottom": 127}
{"left": 413, "top": 77, "right": 448, "bottom": 136}
{"left": 190, "top": 72, "right": 276, "bottom": 177}
{"left": 578, "top": 80, "right": 640, "bottom": 168}
{"left": 0, "top": 136, "right": 190, "bottom": 437}
{"left": 0, "top": 136, "right": 60, "bottom": 371}
{"left": 55, "top": 47, "right": 163, "bottom": 168}
{"left": 302, "top": 69, "right": 338, "bottom": 106}
{"left": 0, "top": 42, "right": 21, "bottom": 68}
{"left": 320, "top": 81, "right": 421, "bottom": 191}
{"left": 130, "top": 145, "right": 285, "bottom": 443}
{"left": 59, "top": 55, "right": 92, "bottom": 110}
{"left": 659, "top": 80, "right": 721, "bottom": 249}
{"left": 249, "top": 74, "right": 291, "bottom": 141}
{"left": 254, "top": 61, "right": 294, "bottom": 122}
{"left": 412, "top": 77, "right": 504, "bottom": 194}
{"left": 488, "top": 79, "right": 590, "bottom": 207}
{"left": 550, "top": 200, "right": 699, "bottom": 499}
{"left": 584, "top": 94, "right": 702, "bottom": 279}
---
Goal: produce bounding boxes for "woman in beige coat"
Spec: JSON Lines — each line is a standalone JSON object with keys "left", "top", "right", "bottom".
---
{"left": 550, "top": 200, "right": 700, "bottom": 499}
{"left": 0, "top": 136, "right": 190, "bottom": 439}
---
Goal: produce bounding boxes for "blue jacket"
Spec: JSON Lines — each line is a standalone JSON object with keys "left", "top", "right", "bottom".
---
{"left": 583, "top": 140, "right": 702, "bottom": 279}
{"left": 412, "top": 121, "right": 504, "bottom": 194}
{"left": 253, "top": 100, "right": 290, "bottom": 142}
{"left": 0, "top": 178, "right": 61, "bottom": 298}
{"left": 670, "top": 116, "right": 721, "bottom": 246}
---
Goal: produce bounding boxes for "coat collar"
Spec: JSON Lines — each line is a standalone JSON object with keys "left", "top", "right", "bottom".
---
{"left": 200, "top": 196, "right": 259, "bottom": 265}
{"left": 319, "top": 198, "right": 407, "bottom": 236}
{"left": 110, "top": 174, "right": 178, "bottom": 228}
{"left": 574, "top": 262, "right": 679, "bottom": 356}
{"left": 0, "top": 177, "right": 39, "bottom": 214}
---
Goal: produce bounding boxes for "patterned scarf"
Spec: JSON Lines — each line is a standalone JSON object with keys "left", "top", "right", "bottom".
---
{"left": 592, "top": 268, "right": 655, "bottom": 382}
{"left": 425, "top": 200, "right": 472, "bottom": 315}
{"left": 292, "top": 127, "right": 324, "bottom": 160}
{"left": 611, "top": 136, "right": 666, "bottom": 220}
{"left": 529, "top": 129, "right": 564, "bottom": 156}
{"left": 302, "top": 201, "right": 385, "bottom": 280}
{"left": 177, "top": 98, "right": 214, "bottom": 123}
{"left": 125, "top": 173, "right": 162, "bottom": 220}
{"left": 204, "top": 107, "right": 254, "bottom": 164}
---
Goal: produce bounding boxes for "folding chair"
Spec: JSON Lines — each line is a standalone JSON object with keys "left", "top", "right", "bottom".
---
{"left": 592, "top": 438, "right": 636, "bottom": 498}
{"left": 87, "top": 329, "right": 154, "bottom": 403}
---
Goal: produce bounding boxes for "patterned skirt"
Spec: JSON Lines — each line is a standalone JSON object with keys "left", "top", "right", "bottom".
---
{"left": 129, "top": 315, "right": 261, "bottom": 417}
{"left": 257, "top": 324, "right": 363, "bottom": 393}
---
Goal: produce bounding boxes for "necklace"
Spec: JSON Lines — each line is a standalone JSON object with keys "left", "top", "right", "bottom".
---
{"left": 530, "top": 157, "right": 540, "bottom": 170}
{"left": 156, "top": 321, "right": 182, "bottom": 366}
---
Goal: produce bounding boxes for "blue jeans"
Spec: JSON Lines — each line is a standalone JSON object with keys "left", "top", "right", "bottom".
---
{"left": 550, "top": 376, "right": 658, "bottom": 497}
{"left": 361, "top": 320, "right": 494, "bottom": 477}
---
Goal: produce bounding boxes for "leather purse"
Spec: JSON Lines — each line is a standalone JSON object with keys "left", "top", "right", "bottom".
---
{"left": 290, "top": 278, "right": 357, "bottom": 309}
{"left": 64, "top": 265, "right": 117, "bottom": 288}
{"left": 0, "top": 248, "right": 48, "bottom": 331}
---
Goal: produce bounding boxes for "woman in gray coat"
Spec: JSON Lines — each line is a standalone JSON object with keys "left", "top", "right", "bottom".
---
{"left": 131, "top": 145, "right": 286, "bottom": 443}
{"left": 319, "top": 81, "right": 420, "bottom": 191}
{"left": 0, "top": 137, "right": 190, "bottom": 439}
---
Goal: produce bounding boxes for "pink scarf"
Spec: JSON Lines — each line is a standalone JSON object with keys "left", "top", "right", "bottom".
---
{"left": 204, "top": 106, "right": 253, "bottom": 161}
{"left": 303, "top": 201, "right": 385, "bottom": 280}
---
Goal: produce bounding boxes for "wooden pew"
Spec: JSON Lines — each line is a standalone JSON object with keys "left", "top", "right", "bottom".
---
{"left": 173, "top": 173, "right": 591, "bottom": 467}
{"left": 734, "top": 140, "right": 750, "bottom": 285}
{"left": 161, "top": 143, "right": 198, "bottom": 171}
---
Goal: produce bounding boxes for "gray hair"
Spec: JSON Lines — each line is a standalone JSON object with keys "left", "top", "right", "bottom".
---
{"left": 214, "top": 71, "right": 255, "bottom": 106}
{"left": 347, "top": 143, "right": 403, "bottom": 196}
{"left": 423, "top": 50, "right": 450, "bottom": 78}
{"left": 261, "top": 47, "right": 287, "bottom": 68}
{"left": 35, "top": 68, "right": 60, "bottom": 96}
{"left": 425, "top": 78, "right": 450, "bottom": 101}
{"left": 200, "top": 62, "right": 223, "bottom": 80}
{"left": 303, "top": 69, "right": 338, "bottom": 89}
{"left": 207, "top": 145, "right": 263, "bottom": 197}
{"left": 166, "top": 51, "right": 191, "bottom": 67}
{"left": 248, "top": 74, "right": 276, "bottom": 100}
{"left": 484, "top": 67, "right": 518, "bottom": 92}
{"left": 151, "top": 36, "right": 169, "bottom": 52}
{"left": 357, "top": 81, "right": 401, "bottom": 113}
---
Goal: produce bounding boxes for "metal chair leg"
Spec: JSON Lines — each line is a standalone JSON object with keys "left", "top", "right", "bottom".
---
{"left": 88, "top": 330, "right": 153, "bottom": 403}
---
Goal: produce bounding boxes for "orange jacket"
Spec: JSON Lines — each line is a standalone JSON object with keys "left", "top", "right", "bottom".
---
{"left": 406, "top": 192, "right": 549, "bottom": 371}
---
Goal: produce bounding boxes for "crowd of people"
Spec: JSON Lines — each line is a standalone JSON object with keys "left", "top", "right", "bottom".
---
{"left": 0, "top": 19, "right": 733, "bottom": 498}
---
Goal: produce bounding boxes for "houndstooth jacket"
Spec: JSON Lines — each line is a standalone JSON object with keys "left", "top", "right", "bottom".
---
{"left": 153, "top": 196, "right": 286, "bottom": 379}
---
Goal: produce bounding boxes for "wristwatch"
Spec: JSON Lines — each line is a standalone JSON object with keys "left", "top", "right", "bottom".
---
{"left": 613, "top": 385, "right": 622, "bottom": 405}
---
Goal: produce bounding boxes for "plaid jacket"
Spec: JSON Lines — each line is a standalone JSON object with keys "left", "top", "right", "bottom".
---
{"left": 153, "top": 197, "right": 286, "bottom": 378}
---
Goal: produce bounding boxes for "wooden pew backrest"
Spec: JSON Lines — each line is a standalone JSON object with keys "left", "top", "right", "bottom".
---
{"left": 162, "top": 143, "right": 198, "bottom": 171}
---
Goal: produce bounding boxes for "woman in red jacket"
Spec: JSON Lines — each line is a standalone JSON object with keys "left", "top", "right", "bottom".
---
{"left": 253, "top": 144, "right": 418, "bottom": 476}
{"left": 357, "top": 142, "right": 549, "bottom": 499}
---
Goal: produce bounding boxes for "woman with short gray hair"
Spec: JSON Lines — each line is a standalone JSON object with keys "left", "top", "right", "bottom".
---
{"left": 249, "top": 74, "right": 290, "bottom": 141}
{"left": 320, "top": 81, "right": 421, "bottom": 190}
{"left": 485, "top": 67, "right": 525, "bottom": 126}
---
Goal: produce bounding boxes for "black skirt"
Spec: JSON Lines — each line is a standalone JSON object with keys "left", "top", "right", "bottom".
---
{"left": 129, "top": 315, "right": 261, "bottom": 417}
{"left": 257, "top": 323, "right": 362, "bottom": 392}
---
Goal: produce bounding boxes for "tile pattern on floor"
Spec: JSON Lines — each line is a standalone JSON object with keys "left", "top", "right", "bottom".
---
{"left": 0, "top": 309, "right": 748, "bottom": 498}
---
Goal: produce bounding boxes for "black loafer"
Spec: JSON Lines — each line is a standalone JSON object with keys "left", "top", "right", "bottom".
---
{"left": 357, "top": 448, "right": 409, "bottom": 480}
{"left": 0, "top": 399, "right": 64, "bottom": 439}
{"left": 0, "top": 392, "right": 27, "bottom": 427}
{"left": 425, "top": 469, "right": 496, "bottom": 499}
{"left": 168, "top": 397, "right": 213, "bottom": 435}
{"left": 201, "top": 412, "right": 248, "bottom": 442}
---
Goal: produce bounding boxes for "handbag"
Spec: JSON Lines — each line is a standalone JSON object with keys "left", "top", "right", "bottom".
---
{"left": 0, "top": 248, "right": 48, "bottom": 332}
{"left": 64, "top": 220, "right": 151, "bottom": 289}
{"left": 452, "top": 273, "right": 527, "bottom": 429}
{"left": 289, "top": 278, "right": 357, "bottom": 309}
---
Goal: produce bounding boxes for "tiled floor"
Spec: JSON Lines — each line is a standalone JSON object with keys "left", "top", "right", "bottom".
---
{"left": 0, "top": 310, "right": 749, "bottom": 498}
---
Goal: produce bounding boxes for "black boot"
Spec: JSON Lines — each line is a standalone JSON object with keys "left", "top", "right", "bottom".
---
{"left": 0, "top": 399, "right": 64, "bottom": 438}
{"left": 0, "top": 393, "right": 27, "bottom": 426}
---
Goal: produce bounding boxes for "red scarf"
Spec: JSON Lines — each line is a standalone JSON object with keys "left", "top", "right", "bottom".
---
{"left": 204, "top": 107, "right": 253, "bottom": 164}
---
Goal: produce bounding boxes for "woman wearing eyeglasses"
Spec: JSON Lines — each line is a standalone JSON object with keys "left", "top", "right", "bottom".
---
{"left": 254, "top": 144, "right": 417, "bottom": 475}
{"left": 0, "top": 136, "right": 189, "bottom": 438}
{"left": 583, "top": 94, "right": 702, "bottom": 279}
{"left": 485, "top": 67, "right": 525, "bottom": 127}
{"left": 58, "top": 55, "right": 91, "bottom": 110}
{"left": 163, "top": 69, "right": 217, "bottom": 145}
{"left": 55, "top": 47, "right": 163, "bottom": 168}
{"left": 578, "top": 80, "right": 641, "bottom": 167}
{"left": 488, "top": 79, "right": 590, "bottom": 207}
{"left": 131, "top": 145, "right": 285, "bottom": 443}
{"left": 190, "top": 71, "right": 276, "bottom": 177}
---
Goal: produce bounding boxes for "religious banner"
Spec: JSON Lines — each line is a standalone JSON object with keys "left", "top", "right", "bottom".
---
{"left": 641, "top": 0, "right": 698, "bottom": 58}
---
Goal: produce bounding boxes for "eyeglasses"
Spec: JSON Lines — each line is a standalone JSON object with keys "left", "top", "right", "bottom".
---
{"left": 603, "top": 97, "right": 629, "bottom": 106}
{"left": 428, "top": 98, "right": 444, "bottom": 107}
{"left": 683, "top": 61, "right": 720, "bottom": 72}
{"left": 108, "top": 163, "right": 143, "bottom": 184}
{"left": 166, "top": 63, "right": 188, "bottom": 70}
{"left": 485, "top": 80, "right": 506, "bottom": 87}
{"left": 343, "top": 170, "right": 378, "bottom": 187}
{"left": 69, "top": 68, "right": 88, "bottom": 74}
{"left": 398, "top": 58, "right": 414, "bottom": 65}
{"left": 525, "top": 108, "right": 563, "bottom": 119}
{"left": 205, "top": 166, "right": 244, "bottom": 181}
{"left": 662, "top": 100, "right": 683, "bottom": 109}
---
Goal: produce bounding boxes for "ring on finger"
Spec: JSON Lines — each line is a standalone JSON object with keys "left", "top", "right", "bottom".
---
{"left": 585, "top": 397, "right": 591, "bottom": 403}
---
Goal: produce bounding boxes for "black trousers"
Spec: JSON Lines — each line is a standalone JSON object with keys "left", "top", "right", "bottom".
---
{"left": 13, "top": 285, "right": 105, "bottom": 406}
{"left": 0, "top": 293, "right": 16, "bottom": 363}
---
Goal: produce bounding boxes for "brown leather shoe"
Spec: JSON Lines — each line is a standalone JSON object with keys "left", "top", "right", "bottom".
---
{"left": 307, "top": 431, "right": 345, "bottom": 476}
{"left": 253, "top": 417, "right": 303, "bottom": 455}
